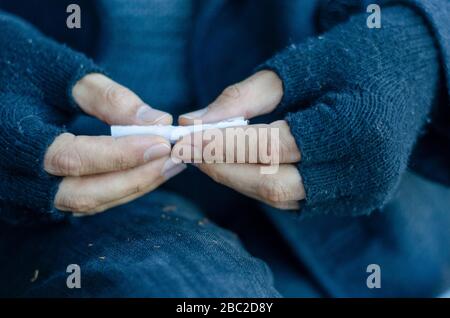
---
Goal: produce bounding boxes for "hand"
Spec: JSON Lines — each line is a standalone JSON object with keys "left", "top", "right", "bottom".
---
{"left": 0, "top": 16, "right": 186, "bottom": 224}
{"left": 174, "top": 71, "right": 304, "bottom": 210}
{"left": 45, "top": 74, "right": 185, "bottom": 215}
{"left": 173, "top": 6, "right": 440, "bottom": 217}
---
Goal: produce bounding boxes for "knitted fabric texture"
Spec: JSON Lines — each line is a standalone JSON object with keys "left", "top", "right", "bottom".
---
{"left": 0, "top": 12, "right": 101, "bottom": 225}
{"left": 97, "top": 0, "right": 195, "bottom": 114}
{"left": 260, "top": 6, "right": 440, "bottom": 217}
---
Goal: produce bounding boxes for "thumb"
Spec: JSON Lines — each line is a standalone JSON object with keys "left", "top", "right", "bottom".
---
{"left": 178, "top": 70, "right": 283, "bottom": 125}
{"left": 72, "top": 73, "right": 172, "bottom": 126}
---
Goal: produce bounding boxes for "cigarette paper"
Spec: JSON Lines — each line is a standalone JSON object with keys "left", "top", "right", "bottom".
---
{"left": 111, "top": 117, "right": 249, "bottom": 143}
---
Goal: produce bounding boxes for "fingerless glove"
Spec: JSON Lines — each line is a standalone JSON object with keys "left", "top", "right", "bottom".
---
{"left": 260, "top": 5, "right": 441, "bottom": 217}
{"left": 0, "top": 12, "right": 101, "bottom": 225}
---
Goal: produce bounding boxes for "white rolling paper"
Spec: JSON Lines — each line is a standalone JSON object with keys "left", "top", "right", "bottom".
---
{"left": 111, "top": 117, "right": 248, "bottom": 143}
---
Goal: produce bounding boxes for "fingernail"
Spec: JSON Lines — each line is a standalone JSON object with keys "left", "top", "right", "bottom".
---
{"left": 137, "top": 104, "right": 170, "bottom": 124}
{"left": 161, "top": 159, "right": 187, "bottom": 179}
{"left": 179, "top": 108, "right": 208, "bottom": 120}
{"left": 144, "top": 143, "right": 171, "bottom": 162}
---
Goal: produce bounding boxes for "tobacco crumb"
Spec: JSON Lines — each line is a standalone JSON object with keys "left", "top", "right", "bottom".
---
{"left": 198, "top": 218, "right": 209, "bottom": 227}
{"left": 163, "top": 205, "right": 177, "bottom": 212}
{"left": 30, "top": 269, "right": 39, "bottom": 283}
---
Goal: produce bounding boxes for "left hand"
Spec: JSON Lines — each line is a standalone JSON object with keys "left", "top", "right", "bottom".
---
{"left": 174, "top": 70, "right": 305, "bottom": 210}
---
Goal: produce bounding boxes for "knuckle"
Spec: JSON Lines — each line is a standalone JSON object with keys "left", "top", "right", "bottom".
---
{"left": 46, "top": 134, "right": 83, "bottom": 176}
{"left": 111, "top": 139, "right": 129, "bottom": 170}
{"left": 223, "top": 84, "right": 241, "bottom": 99}
{"left": 127, "top": 178, "right": 151, "bottom": 197}
{"left": 215, "top": 82, "right": 255, "bottom": 118}
{"left": 257, "top": 175, "right": 290, "bottom": 203}
{"left": 265, "top": 138, "right": 281, "bottom": 165}
{"left": 114, "top": 151, "right": 128, "bottom": 170}
{"left": 104, "top": 83, "right": 136, "bottom": 108}
{"left": 55, "top": 150, "right": 82, "bottom": 176}
{"left": 130, "top": 182, "right": 145, "bottom": 195}
{"left": 221, "top": 83, "right": 247, "bottom": 102}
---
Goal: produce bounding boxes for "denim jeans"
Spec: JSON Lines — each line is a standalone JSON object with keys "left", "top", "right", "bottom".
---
{"left": 2, "top": 169, "right": 447, "bottom": 297}
{"left": 0, "top": 190, "right": 281, "bottom": 297}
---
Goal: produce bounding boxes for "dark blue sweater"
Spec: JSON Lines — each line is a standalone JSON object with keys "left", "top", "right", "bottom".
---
{"left": 0, "top": 0, "right": 448, "bottom": 225}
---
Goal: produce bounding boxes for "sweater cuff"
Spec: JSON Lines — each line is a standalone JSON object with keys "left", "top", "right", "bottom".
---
{"left": 255, "top": 38, "right": 331, "bottom": 114}
{"left": 36, "top": 46, "right": 104, "bottom": 112}
{"left": 0, "top": 98, "right": 66, "bottom": 224}
{"left": 0, "top": 174, "right": 66, "bottom": 226}
{"left": 0, "top": 94, "right": 66, "bottom": 177}
{"left": 285, "top": 107, "right": 393, "bottom": 218}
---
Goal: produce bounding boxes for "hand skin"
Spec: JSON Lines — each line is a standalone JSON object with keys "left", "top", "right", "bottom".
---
{"left": 44, "top": 73, "right": 186, "bottom": 216}
{"left": 175, "top": 70, "right": 305, "bottom": 210}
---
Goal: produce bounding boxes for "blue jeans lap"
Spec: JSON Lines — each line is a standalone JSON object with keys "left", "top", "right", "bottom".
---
{"left": 0, "top": 191, "right": 280, "bottom": 297}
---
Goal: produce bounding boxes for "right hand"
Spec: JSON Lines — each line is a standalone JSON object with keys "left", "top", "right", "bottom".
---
{"left": 44, "top": 73, "right": 185, "bottom": 215}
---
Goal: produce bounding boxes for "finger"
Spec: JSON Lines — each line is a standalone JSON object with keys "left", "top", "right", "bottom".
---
{"left": 83, "top": 186, "right": 153, "bottom": 215}
{"left": 55, "top": 156, "right": 186, "bottom": 215}
{"left": 196, "top": 163, "right": 305, "bottom": 209}
{"left": 84, "top": 158, "right": 185, "bottom": 213}
{"left": 72, "top": 73, "right": 172, "bottom": 125}
{"left": 172, "top": 120, "right": 300, "bottom": 164}
{"left": 45, "top": 132, "right": 171, "bottom": 177}
{"left": 178, "top": 70, "right": 283, "bottom": 125}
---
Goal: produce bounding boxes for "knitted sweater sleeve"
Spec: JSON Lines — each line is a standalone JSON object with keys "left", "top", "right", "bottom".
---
{"left": 259, "top": 5, "right": 443, "bottom": 217}
{"left": 0, "top": 11, "right": 101, "bottom": 225}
